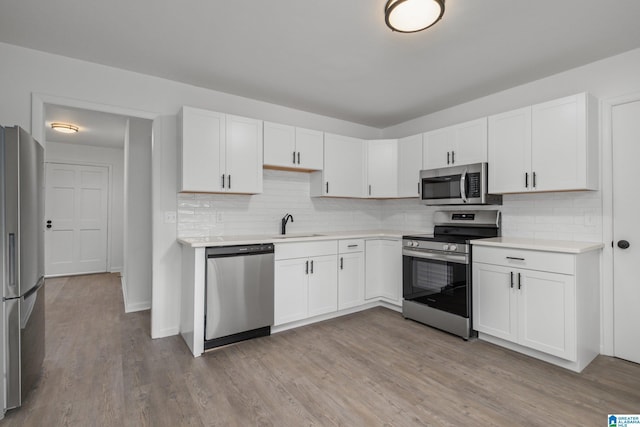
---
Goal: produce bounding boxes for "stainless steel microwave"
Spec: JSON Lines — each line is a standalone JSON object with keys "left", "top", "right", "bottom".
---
{"left": 420, "top": 162, "right": 502, "bottom": 206}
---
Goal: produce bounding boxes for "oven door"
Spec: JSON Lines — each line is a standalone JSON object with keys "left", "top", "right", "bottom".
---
{"left": 402, "top": 249, "right": 470, "bottom": 318}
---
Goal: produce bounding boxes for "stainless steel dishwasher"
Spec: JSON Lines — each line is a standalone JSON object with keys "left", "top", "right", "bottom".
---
{"left": 205, "top": 244, "right": 274, "bottom": 350}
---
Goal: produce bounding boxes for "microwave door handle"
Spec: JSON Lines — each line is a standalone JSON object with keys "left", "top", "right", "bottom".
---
{"left": 460, "top": 169, "right": 468, "bottom": 203}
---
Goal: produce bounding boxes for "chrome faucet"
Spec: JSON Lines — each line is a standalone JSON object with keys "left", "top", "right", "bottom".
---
{"left": 281, "top": 213, "right": 294, "bottom": 235}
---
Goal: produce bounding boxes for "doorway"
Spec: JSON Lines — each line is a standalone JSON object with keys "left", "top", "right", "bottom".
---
{"left": 39, "top": 101, "right": 153, "bottom": 313}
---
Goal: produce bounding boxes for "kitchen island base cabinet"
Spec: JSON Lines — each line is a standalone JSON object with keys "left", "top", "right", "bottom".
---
{"left": 472, "top": 245, "right": 599, "bottom": 372}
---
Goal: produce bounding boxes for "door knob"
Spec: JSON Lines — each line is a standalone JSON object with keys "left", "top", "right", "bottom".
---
{"left": 617, "top": 240, "right": 630, "bottom": 249}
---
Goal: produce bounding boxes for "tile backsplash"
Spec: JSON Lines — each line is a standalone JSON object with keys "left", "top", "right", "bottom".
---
{"left": 178, "top": 170, "right": 603, "bottom": 242}
{"left": 178, "top": 170, "right": 384, "bottom": 238}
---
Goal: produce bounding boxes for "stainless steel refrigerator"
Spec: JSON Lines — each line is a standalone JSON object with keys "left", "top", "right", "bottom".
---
{"left": 1, "top": 126, "right": 45, "bottom": 415}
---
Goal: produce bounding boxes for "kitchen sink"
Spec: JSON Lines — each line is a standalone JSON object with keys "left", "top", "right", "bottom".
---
{"left": 271, "top": 233, "right": 326, "bottom": 239}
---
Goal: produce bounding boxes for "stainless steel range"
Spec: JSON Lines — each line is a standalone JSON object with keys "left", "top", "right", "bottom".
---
{"left": 402, "top": 210, "right": 500, "bottom": 339}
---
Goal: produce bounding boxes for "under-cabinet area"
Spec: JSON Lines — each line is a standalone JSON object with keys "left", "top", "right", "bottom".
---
{"left": 471, "top": 238, "right": 603, "bottom": 372}
{"left": 179, "top": 232, "right": 402, "bottom": 357}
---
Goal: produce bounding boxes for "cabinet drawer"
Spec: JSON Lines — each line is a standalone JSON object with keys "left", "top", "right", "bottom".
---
{"left": 338, "top": 239, "right": 365, "bottom": 253}
{"left": 275, "top": 240, "right": 337, "bottom": 260}
{"left": 472, "top": 246, "right": 574, "bottom": 275}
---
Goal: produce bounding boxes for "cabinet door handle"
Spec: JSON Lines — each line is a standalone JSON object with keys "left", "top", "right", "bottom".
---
{"left": 228, "top": 175, "right": 231, "bottom": 189}
{"left": 418, "top": 182, "right": 420, "bottom": 195}
{"left": 310, "top": 260, "right": 314, "bottom": 274}
{"left": 447, "top": 151, "right": 450, "bottom": 165}
{"left": 510, "top": 271, "right": 514, "bottom": 288}
{"left": 525, "top": 172, "right": 529, "bottom": 188}
{"left": 297, "top": 152, "right": 300, "bottom": 164}
{"left": 518, "top": 272, "right": 522, "bottom": 290}
{"left": 506, "top": 256, "right": 525, "bottom": 261}
{"left": 326, "top": 182, "right": 329, "bottom": 194}
{"left": 369, "top": 185, "right": 372, "bottom": 196}
{"left": 347, "top": 244, "right": 358, "bottom": 248}
{"left": 305, "top": 260, "right": 309, "bottom": 275}
{"left": 293, "top": 151, "right": 296, "bottom": 164}
{"left": 533, "top": 172, "right": 537, "bottom": 188}
{"left": 221, "top": 174, "right": 225, "bottom": 189}
{"left": 340, "top": 257, "right": 343, "bottom": 270}
{"left": 451, "top": 151, "right": 455, "bottom": 164}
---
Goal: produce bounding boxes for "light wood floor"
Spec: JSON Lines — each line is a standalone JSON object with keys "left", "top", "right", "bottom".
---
{"left": 4, "top": 273, "right": 639, "bottom": 426}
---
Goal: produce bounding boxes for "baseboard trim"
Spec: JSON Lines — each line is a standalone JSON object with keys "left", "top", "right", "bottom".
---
{"left": 152, "top": 327, "right": 180, "bottom": 339}
{"left": 272, "top": 299, "right": 401, "bottom": 334}
{"left": 125, "top": 301, "right": 151, "bottom": 313}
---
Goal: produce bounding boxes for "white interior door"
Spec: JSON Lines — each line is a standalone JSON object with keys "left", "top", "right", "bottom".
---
{"left": 612, "top": 100, "right": 640, "bottom": 364}
{"left": 45, "top": 163, "right": 109, "bottom": 276}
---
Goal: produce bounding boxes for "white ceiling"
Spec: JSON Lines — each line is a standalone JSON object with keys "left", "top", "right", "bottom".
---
{"left": 3, "top": 1, "right": 640, "bottom": 128}
{"left": 44, "top": 104, "right": 128, "bottom": 149}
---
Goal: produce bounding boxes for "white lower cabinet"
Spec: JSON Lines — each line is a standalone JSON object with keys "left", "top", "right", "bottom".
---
{"left": 274, "top": 241, "right": 338, "bottom": 326}
{"left": 338, "top": 240, "right": 365, "bottom": 310}
{"left": 473, "top": 263, "right": 575, "bottom": 360}
{"left": 365, "top": 239, "right": 402, "bottom": 304}
{"left": 307, "top": 255, "right": 338, "bottom": 317}
{"left": 274, "top": 257, "right": 310, "bottom": 325}
{"left": 472, "top": 244, "right": 599, "bottom": 372}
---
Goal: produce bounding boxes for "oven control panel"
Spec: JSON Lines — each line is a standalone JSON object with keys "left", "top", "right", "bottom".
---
{"left": 403, "top": 239, "right": 469, "bottom": 254}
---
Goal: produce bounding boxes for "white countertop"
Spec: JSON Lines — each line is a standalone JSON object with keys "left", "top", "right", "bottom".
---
{"left": 471, "top": 237, "right": 604, "bottom": 254}
{"left": 178, "top": 229, "right": 421, "bottom": 248}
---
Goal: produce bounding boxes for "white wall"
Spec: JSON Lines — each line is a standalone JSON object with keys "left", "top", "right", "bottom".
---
{"left": 0, "top": 41, "right": 381, "bottom": 338}
{"left": 44, "top": 141, "right": 124, "bottom": 271}
{"left": 123, "top": 118, "right": 153, "bottom": 312}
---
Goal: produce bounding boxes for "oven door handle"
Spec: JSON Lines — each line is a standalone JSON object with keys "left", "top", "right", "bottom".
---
{"left": 403, "top": 249, "right": 469, "bottom": 265}
{"left": 460, "top": 168, "right": 468, "bottom": 204}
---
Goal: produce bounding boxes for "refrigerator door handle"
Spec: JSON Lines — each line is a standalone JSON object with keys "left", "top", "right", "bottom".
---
{"left": 8, "top": 232, "right": 17, "bottom": 289}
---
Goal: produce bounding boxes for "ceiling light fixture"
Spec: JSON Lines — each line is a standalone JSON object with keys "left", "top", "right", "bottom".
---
{"left": 51, "top": 122, "right": 79, "bottom": 134}
{"left": 385, "top": 0, "right": 445, "bottom": 33}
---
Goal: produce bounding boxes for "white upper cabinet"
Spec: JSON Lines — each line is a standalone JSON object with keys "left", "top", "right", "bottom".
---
{"left": 423, "top": 126, "right": 452, "bottom": 170}
{"left": 225, "top": 114, "right": 263, "bottom": 194}
{"left": 179, "top": 106, "right": 263, "bottom": 194}
{"left": 263, "top": 121, "right": 295, "bottom": 167}
{"left": 488, "top": 93, "right": 598, "bottom": 194}
{"left": 295, "top": 128, "right": 324, "bottom": 170}
{"left": 397, "top": 133, "right": 423, "bottom": 198}
{"left": 531, "top": 94, "right": 597, "bottom": 192}
{"left": 263, "top": 122, "right": 323, "bottom": 171}
{"left": 311, "top": 133, "right": 365, "bottom": 198}
{"left": 488, "top": 107, "right": 532, "bottom": 194}
{"left": 366, "top": 139, "right": 398, "bottom": 198}
{"left": 179, "top": 107, "right": 225, "bottom": 193}
{"left": 423, "top": 118, "right": 487, "bottom": 170}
